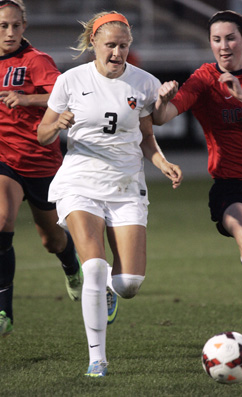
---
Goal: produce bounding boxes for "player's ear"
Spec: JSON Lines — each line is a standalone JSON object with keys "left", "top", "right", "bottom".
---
{"left": 90, "top": 33, "right": 95, "bottom": 47}
{"left": 22, "top": 21, "right": 27, "bottom": 33}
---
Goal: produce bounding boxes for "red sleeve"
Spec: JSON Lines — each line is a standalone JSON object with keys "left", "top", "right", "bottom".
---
{"left": 29, "top": 54, "right": 61, "bottom": 93}
{"left": 171, "top": 64, "right": 212, "bottom": 114}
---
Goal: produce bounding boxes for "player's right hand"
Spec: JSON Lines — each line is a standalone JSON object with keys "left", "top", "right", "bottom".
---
{"left": 57, "top": 110, "right": 75, "bottom": 130}
{"left": 158, "top": 80, "right": 179, "bottom": 104}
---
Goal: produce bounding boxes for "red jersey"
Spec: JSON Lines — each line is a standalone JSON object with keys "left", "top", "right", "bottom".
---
{"left": 171, "top": 63, "right": 242, "bottom": 179}
{"left": 0, "top": 39, "right": 62, "bottom": 177}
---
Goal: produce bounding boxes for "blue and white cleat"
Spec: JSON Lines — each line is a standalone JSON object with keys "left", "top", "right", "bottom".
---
{"left": 107, "top": 287, "right": 118, "bottom": 325}
{"left": 85, "top": 360, "right": 108, "bottom": 377}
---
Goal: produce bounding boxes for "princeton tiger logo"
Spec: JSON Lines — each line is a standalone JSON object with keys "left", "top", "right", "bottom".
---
{"left": 127, "top": 96, "right": 137, "bottom": 109}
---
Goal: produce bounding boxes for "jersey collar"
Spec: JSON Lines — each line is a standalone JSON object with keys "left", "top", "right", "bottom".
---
{"left": 216, "top": 62, "right": 242, "bottom": 76}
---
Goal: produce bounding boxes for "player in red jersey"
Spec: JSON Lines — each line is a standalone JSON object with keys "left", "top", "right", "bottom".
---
{"left": 153, "top": 10, "right": 242, "bottom": 261}
{"left": 0, "top": 0, "right": 82, "bottom": 337}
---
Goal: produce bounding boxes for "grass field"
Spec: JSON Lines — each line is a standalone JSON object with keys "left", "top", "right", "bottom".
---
{"left": 1, "top": 178, "right": 242, "bottom": 396}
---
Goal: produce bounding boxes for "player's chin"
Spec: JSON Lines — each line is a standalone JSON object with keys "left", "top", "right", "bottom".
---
{"left": 108, "top": 63, "right": 124, "bottom": 77}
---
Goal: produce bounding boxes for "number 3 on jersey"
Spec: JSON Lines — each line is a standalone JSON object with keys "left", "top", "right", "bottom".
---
{"left": 103, "top": 112, "right": 117, "bottom": 134}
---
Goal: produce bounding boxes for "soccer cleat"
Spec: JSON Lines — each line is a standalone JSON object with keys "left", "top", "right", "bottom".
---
{"left": 65, "top": 265, "right": 83, "bottom": 301}
{"left": 107, "top": 287, "right": 118, "bottom": 325}
{"left": 0, "top": 311, "right": 13, "bottom": 337}
{"left": 85, "top": 360, "right": 108, "bottom": 377}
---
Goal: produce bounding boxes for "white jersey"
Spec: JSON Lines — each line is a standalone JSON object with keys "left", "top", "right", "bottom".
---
{"left": 48, "top": 61, "right": 160, "bottom": 204}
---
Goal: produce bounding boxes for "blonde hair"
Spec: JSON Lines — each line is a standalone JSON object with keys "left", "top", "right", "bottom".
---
{"left": 71, "top": 11, "right": 133, "bottom": 59}
{"left": 0, "top": 0, "right": 27, "bottom": 22}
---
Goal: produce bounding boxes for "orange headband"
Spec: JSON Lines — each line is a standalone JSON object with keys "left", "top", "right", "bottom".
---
{"left": 93, "top": 13, "right": 129, "bottom": 35}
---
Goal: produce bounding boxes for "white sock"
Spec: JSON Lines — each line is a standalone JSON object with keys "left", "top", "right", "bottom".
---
{"left": 112, "top": 274, "right": 145, "bottom": 298}
{"left": 106, "top": 264, "right": 145, "bottom": 298}
{"left": 82, "top": 258, "right": 108, "bottom": 364}
{"left": 106, "top": 263, "right": 114, "bottom": 291}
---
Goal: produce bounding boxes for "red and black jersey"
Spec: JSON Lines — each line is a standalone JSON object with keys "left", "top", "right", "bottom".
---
{"left": 171, "top": 63, "right": 242, "bottom": 179}
{"left": 0, "top": 38, "right": 62, "bottom": 177}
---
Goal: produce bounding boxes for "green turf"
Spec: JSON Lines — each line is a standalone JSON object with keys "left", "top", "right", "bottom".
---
{"left": 1, "top": 179, "right": 242, "bottom": 396}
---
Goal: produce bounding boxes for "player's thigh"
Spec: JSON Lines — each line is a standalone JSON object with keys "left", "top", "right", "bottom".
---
{"left": 223, "top": 202, "right": 242, "bottom": 237}
{"left": 107, "top": 224, "right": 146, "bottom": 276}
{"left": 66, "top": 210, "right": 106, "bottom": 263}
{"left": 0, "top": 175, "right": 24, "bottom": 231}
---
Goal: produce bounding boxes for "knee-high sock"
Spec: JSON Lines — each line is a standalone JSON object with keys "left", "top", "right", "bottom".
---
{"left": 106, "top": 263, "right": 113, "bottom": 291}
{"left": 56, "top": 231, "right": 79, "bottom": 276}
{"left": 0, "top": 232, "right": 15, "bottom": 322}
{"left": 82, "top": 258, "right": 108, "bottom": 364}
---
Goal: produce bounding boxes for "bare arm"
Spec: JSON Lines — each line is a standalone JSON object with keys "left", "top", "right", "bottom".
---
{"left": 140, "top": 114, "right": 183, "bottom": 189}
{"left": 152, "top": 81, "right": 179, "bottom": 125}
{"left": 218, "top": 73, "right": 242, "bottom": 102}
{"left": 0, "top": 91, "right": 51, "bottom": 108}
{"left": 37, "top": 107, "right": 75, "bottom": 146}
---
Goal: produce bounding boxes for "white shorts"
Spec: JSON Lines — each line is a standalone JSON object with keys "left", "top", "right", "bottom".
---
{"left": 56, "top": 195, "right": 148, "bottom": 229}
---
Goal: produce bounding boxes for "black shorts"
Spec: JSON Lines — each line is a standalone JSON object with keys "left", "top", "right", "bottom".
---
{"left": 0, "top": 161, "right": 56, "bottom": 211}
{"left": 208, "top": 179, "right": 242, "bottom": 237}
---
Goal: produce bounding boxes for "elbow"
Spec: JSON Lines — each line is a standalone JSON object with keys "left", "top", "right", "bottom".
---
{"left": 153, "top": 120, "right": 163, "bottom": 126}
{"left": 37, "top": 131, "right": 45, "bottom": 146}
{"left": 38, "top": 136, "right": 52, "bottom": 146}
{"left": 37, "top": 124, "right": 54, "bottom": 146}
{"left": 37, "top": 136, "right": 46, "bottom": 146}
{"left": 152, "top": 113, "right": 163, "bottom": 126}
{"left": 37, "top": 129, "right": 48, "bottom": 146}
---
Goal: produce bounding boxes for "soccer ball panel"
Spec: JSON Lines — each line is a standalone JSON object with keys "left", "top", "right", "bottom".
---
{"left": 202, "top": 332, "right": 242, "bottom": 384}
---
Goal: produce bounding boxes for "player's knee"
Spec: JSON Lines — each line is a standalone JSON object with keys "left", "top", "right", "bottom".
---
{"left": 41, "top": 236, "right": 56, "bottom": 253}
{"left": 112, "top": 274, "right": 145, "bottom": 299}
{"left": 41, "top": 233, "right": 66, "bottom": 254}
{"left": 0, "top": 212, "right": 14, "bottom": 231}
{"left": 82, "top": 258, "right": 107, "bottom": 285}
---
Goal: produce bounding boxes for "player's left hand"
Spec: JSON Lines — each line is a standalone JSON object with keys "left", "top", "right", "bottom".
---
{"left": 160, "top": 161, "right": 183, "bottom": 189}
{"left": 0, "top": 90, "right": 28, "bottom": 108}
{"left": 218, "top": 73, "right": 242, "bottom": 102}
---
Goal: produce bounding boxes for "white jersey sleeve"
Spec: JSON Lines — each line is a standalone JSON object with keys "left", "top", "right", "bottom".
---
{"left": 47, "top": 74, "right": 70, "bottom": 113}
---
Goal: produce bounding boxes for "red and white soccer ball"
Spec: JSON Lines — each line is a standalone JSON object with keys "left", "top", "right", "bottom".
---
{"left": 202, "top": 332, "right": 242, "bottom": 384}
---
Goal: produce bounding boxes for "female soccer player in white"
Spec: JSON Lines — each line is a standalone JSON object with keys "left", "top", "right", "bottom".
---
{"left": 37, "top": 11, "right": 183, "bottom": 377}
